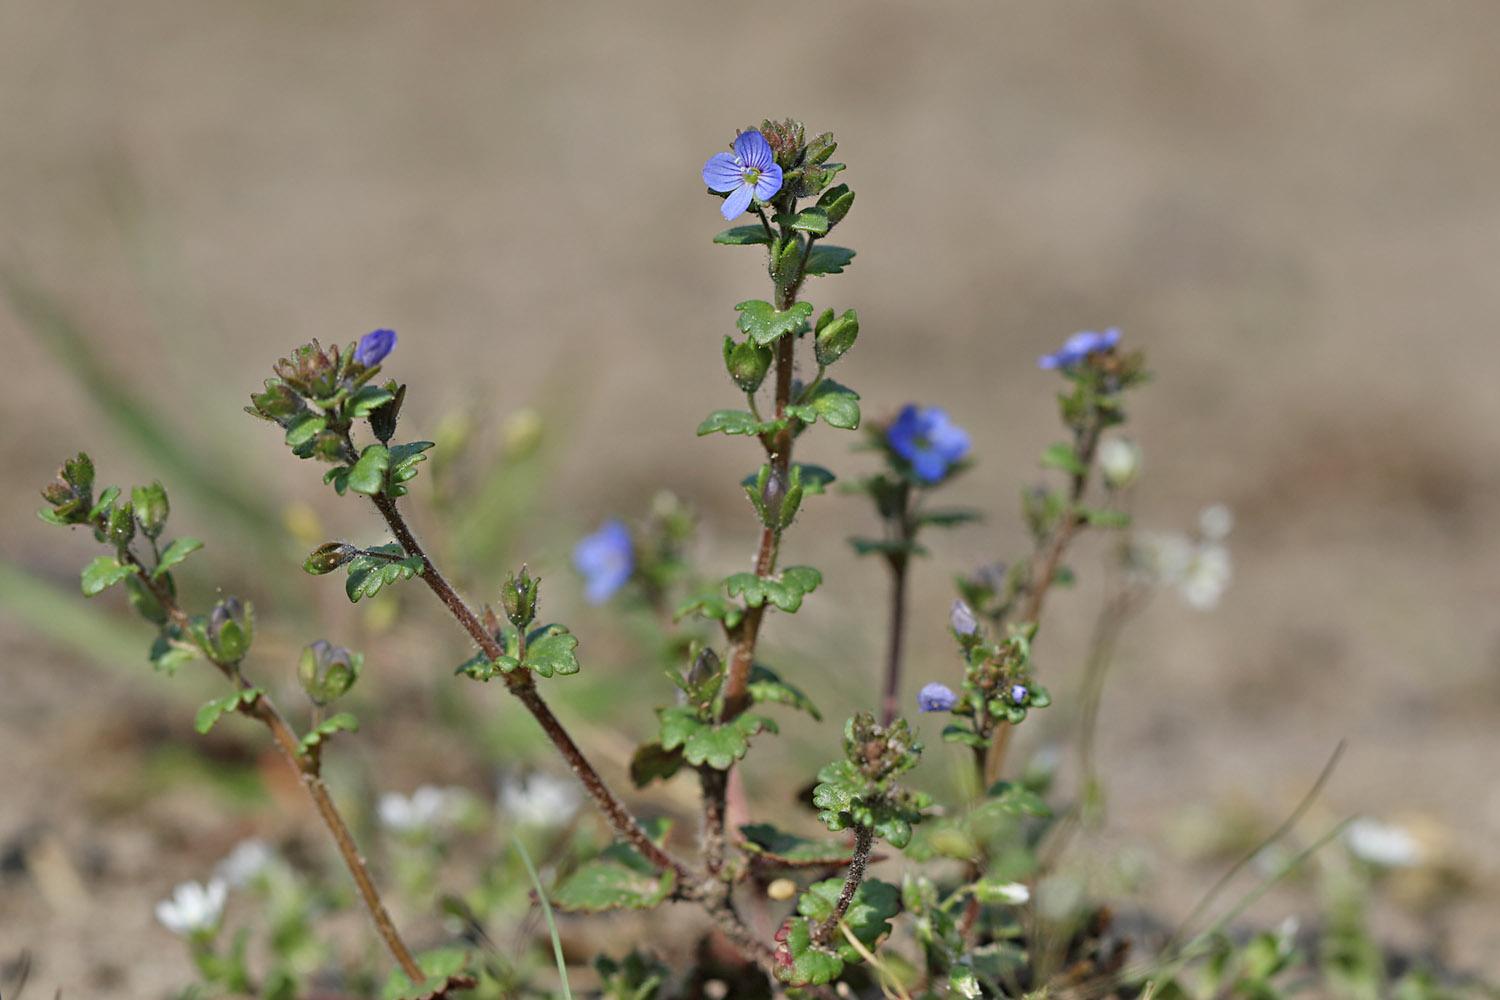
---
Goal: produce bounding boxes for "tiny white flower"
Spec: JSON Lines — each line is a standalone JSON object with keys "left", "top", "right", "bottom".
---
{"left": 1127, "top": 532, "right": 1193, "bottom": 586}
{"left": 379, "top": 784, "right": 466, "bottom": 834}
{"left": 950, "top": 969, "right": 982, "bottom": 999}
{"left": 1178, "top": 543, "right": 1232, "bottom": 610}
{"left": 1098, "top": 437, "right": 1142, "bottom": 490}
{"left": 155, "top": 878, "right": 227, "bottom": 937}
{"left": 974, "top": 878, "right": 1031, "bottom": 905}
{"left": 1344, "top": 817, "right": 1423, "bottom": 868}
{"left": 1198, "top": 503, "right": 1234, "bottom": 541}
{"left": 498, "top": 771, "right": 581, "bottom": 829}
{"left": 214, "top": 838, "right": 274, "bottom": 888}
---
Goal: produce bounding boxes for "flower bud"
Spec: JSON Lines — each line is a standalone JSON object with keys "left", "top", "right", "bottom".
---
{"left": 367, "top": 380, "right": 405, "bottom": 445}
{"left": 1098, "top": 437, "right": 1142, "bottom": 490}
{"left": 298, "top": 639, "right": 361, "bottom": 705}
{"left": 208, "top": 597, "right": 253, "bottom": 662}
{"left": 949, "top": 599, "right": 978, "bottom": 636}
{"left": 501, "top": 566, "right": 540, "bottom": 629}
{"left": 106, "top": 500, "right": 136, "bottom": 548}
{"left": 303, "top": 541, "right": 359, "bottom": 575}
{"left": 686, "top": 646, "right": 721, "bottom": 691}
{"left": 353, "top": 328, "right": 397, "bottom": 368}
{"left": 813, "top": 308, "right": 858, "bottom": 367}
{"left": 1009, "top": 684, "right": 1029, "bottom": 704}
{"left": 917, "top": 682, "right": 958, "bottom": 713}
{"left": 131, "top": 482, "right": 170, "bottom": 539}
{"left": 722, "top": 336, "right": 772, "bottom": 393}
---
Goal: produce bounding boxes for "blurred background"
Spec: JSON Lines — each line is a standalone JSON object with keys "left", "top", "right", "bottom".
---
{"left": 2, "top": 1, "right": 1498, "bottom": 994}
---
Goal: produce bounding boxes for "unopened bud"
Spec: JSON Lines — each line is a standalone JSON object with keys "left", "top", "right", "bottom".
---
{"left": 208, "top": 597, "right": 253, "bottom": 662}
{"left": 298, "top": 639, "right": 361, "bottom": 705}
{"left": 723, "top": 336, "right": 773, "bottom": 393}
{"left": 107, "top": 501, "right": 136, "bottom": 548}
{"left": 813, "top": 308, "right": 859, "bottom": 367}
{"left": 949, "top": 599, "right": 978, "bottom": 636}
{"left": 686, "top": 647, "right": 721, "bottom": 690}
{"left": 304, "top": 541, "right": 359, "bottom": 575}
{"left": 501, "top": 566, "right": 540, "bottom": 628}
{"left": 131, "top": 482, "right": 170, "bottom": 539}
{"left": 1098, "top": 437, "right": 1142, "bottom": 490}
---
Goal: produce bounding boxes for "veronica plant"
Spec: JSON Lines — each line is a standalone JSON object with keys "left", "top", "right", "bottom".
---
{"left": 38, "top": 117, "right": 1362, "bottom": 1000}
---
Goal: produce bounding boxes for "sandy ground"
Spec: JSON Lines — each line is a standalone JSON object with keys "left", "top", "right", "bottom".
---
{"left": 3, "top": 2, "right": 1499, "bottom": 995}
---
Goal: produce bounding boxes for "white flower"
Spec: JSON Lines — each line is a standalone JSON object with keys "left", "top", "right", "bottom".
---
{"left": 214, "top": 838, "right": 274, "bottom": 888}
{"left": 1098, "top": 437, "right": 1143, "bottom": 490}
{"left": 974, "top": 878, "right": 1030, "bottom": 905}
{"left": 379, "top": 784, "right": 466, "bottom": 834}
{"left": 1198, "top": 503, "right": 1234, "bottom": 541}
{"left": 1178, "top": 543, "right": 1232, "bottom": 610}
{"left": 155, "top": 878, "right": 227, "bottom": 937}
{"left": 498, "top": 771, "right": 581, "bottom": 829}
{"left": 1344, "top": 817, "right": 1423, "bottom": 868}
{"left": 1127, "top": 532, "right": 1193, "bottom": 585}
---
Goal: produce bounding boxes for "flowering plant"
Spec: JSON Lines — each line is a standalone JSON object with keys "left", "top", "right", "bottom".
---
{"left": 37, "top": 116, "right": 1448, "bottom": 1000}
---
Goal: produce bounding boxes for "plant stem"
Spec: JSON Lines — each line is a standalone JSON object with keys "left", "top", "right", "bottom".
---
{"left": 115, "top": 546, "right": 424, "bottom": 983}
{"left": 878, "top": 482, "right": 913, "bottom": 727}
{"left": 368, "top": 494, "right": 693, "bottom": 886}
{"left": 812, "top": 825, "right": 874, "bottom": 946}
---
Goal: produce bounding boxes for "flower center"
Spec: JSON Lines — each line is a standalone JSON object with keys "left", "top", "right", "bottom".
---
{"left": 742, "top": 166, "right": 761, "bottom": 185}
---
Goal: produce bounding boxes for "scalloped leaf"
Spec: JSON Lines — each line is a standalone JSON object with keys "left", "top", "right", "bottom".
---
{"left": 696, "top": 410, "right": 760, "bottom": 436}
{"left": 1040, "top": 442, "right": 1088, "bottom": 476}
{"left": 385, "top": 440, "right": 435, "bottom": 498}
{"left": 772, "top": 207, "right": 830, "bottom": 235}
{"left": 81, "top": 555, "right": 139, "bottom": 597}
{"left": 804, "top": 245, "right": 855, "bottom": 276}
{"left": 777, "top": 918, "right": 843, "bottom": 986}
{"left": 629, "top": 741, "right": 686, "bottom": 788}
{"left": 347, "top": 444, "right": 391, "bottom": 496}
{"left": 524, "top": 624, "right": 580, "bottom": 678}
{"left": 149, "top": 631, "right": 200, "bottom": 675}
{"left": 344, "top": 544, "right": 423, "bottom": 602}
{"left": 657, "top": 706, "right": 775, "bottom": 770}
{"left": 735, "top": 300, "right": 814, "bottom": 347}
{"left": 673, "top": 591, "right": 745, "bottom": 629}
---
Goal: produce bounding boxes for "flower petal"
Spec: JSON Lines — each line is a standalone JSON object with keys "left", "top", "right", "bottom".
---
{"left": 911, "top": 448, "right": 947, "bottom": 483}
{"left": 720, "top": 182, "right": 754, "bottom": 221}
{"left": 753, "top": 162, "right": 784, "bottom": 202}
{"left": 734, "top": 130, "right": 774, "bottom": 172}
{"left": 702, "top": 152, "right": 745, "bottom": 193}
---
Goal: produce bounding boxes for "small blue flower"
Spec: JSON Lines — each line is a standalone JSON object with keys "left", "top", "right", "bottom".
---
{"left": 702, "top": 130, "right": 784, "bottom": 221}
{"left": 1037, "top": 327, "right": 1120, "bottom": 370}
{"left": 573, "top": 519, "right": 633, "bottom": 604}
{"left": 887, "top": 405, "right": 971, "bottom": 483}
{"left": 1010, "top": 684, "right": 1029, "bottom": 704}
{"left": 917, "top": 682, "right": 958, "bottom": 712}
{"left": 354, "top": 329, "right": 397, "bottom": 367}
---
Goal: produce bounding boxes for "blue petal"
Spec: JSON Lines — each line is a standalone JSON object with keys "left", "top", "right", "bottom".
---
{"left": 753, "top": 162, "right": 784, "bottom": 202}
{"left": 702, "top": 152, "right": 745, "bottom": 193}
{"left": 911, "top": 448, "right": 947, "bottom": 483}
{"left": 1099, "top": 327, "right": 1121, "bottom": 350}
{"left": 929, "top": 420, "right": 971, "bottom": 463}
{"left": 720, "top": 182, "right": 754, "bottom": 221}
{"left": 734, "top": 130, "right": 774, "bottom": 172}
{"left": 354, "top": 328, "right": 397, "bottom": 367}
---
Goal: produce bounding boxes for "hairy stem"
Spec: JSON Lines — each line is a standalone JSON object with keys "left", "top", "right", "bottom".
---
{"left": 812, "top": 825, "right": 874, "bottom": 946}
{"left": 878, "top": 481, "right": 913, "bottom": 727}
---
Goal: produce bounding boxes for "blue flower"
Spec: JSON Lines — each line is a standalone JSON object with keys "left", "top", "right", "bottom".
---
{"left": 1038, "top": 327, "right": 1120, "bottom": 370}
{"left": 918, "top": 682, "right": 958, "bottom": 712}
{"left": 573, "top": 519, "right": 633, "bottom": 604}
{"left": 949, "top": 599, "right": 978, "bottom": 636}
{"left": 354, "top": 329, "right": 397, "bottom": 367}
{"left": 702, "top": 130, "right": 784, "bottom": 221}
{"left": 886, "top": 405, "right": 971, "bottom": 483}
{"left": 1010, "top": 684, "right": 1029, "bottom": 704}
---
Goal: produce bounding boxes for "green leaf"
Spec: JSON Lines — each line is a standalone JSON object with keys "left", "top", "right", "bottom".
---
{"left": 381, "top": 947, "right": 474, "bottom": 1000}
{"left": 345, "top": 385, "right": 394, "bottom": 419}
{"left": 298, "top": 712, "right": 359, "bottom": 754}
{"left": 696, "top": 409, "right": 760, "bottom": 436}
{"left": 915, "top": 508, "right": 982, "bottom": 528}
{"left": 713, "top": 225, "right": 772, "bottom": 246}
{"left": 149, "top": 632, "right": 200, "bottom": 675}
{"left": 796, "top": 380, "right": 861, "bottom": 430}
{"left": 723, "top": 566, "right": 821, "bottom": 613}
{"left": 673, "top": 591, "right": 744, "bottom": 629}
{"left": 193, "top": 688, "right": 263, "bottom": 735}
{"left": 740, "top": 463, "right": 836, "bottom": 497}
{"left": 1078, "top": 506, "right": 1130, "bottom": 528}
{"left": 739, "top": 824, "right": 853, "bottom": 865}
{"left": 385, "top": 441, "right": 434, "bottom": 498}
{"left": 343, "top": 543, "right": 423, "bottom": 602}
{"left": 817, "top": 184, "right": 855, "bottom": 226}
{"left": 803, "top": 245, "right": 855, "bottom": 276}
{"left": 735, "top": 300, "right": 814, "bottom": 347}
{"left": 985, "top": 781, "right": 1053, "bottom": 818}
{"left": 772, "top": 207, "right": 830, "bottom": 235}
{"left": 524, "top": 625, "right": 580, "bottom": 678}
{"left": 848, "top": 537, "right": 927, "bottom": 558}
{"left": 797, "top": 877, "right": 901, "bottom": 961}
{"left": 81, "top": 555, "right": 139, "bottom": 597}
{"left": 87, "top": 485, "right": 121, "bottom": 522}
{"left": 746, "top": 664, "right": 822, "bottom": 721}
{"left": 777, "top": 918, "right": 843, "bottom": 986}
{"left": 1040, "top": 442, "right": 1088, "bottom": 476}
{"left": 283, "top": 412, "right": 326, "bottom": 447}
{"left": 347, "top": 444, "right": 391, "bottom": 496}
{"left": 629, "top": 741, "right": 686, "bottom": 788}
{"left": 656, "top": 706, "right": 775, "bottom": 770}
{"left": 552, "top": 860, "right": 675, "bottom": 913}
{"left": 941, "top": 724, "right": 990, "bottom": 749}
{"left": 153, "top": 537, "right": 204, "bottom": 578}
